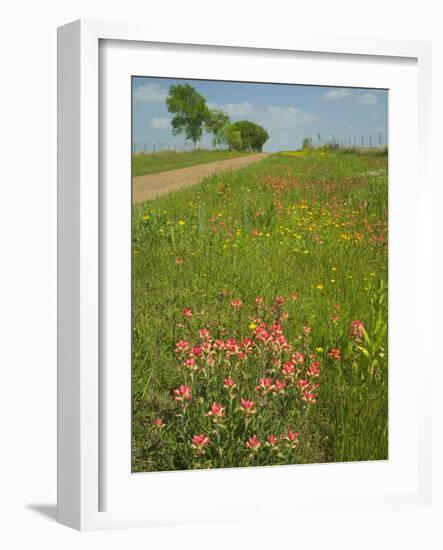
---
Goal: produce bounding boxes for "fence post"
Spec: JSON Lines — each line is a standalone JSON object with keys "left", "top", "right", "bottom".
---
{"left": 379, "top": 133, "right": 382, "bottom": 146}
{"left": 369, "top": 135, "right": 372, "bottom": 148}
{"left": 361, "top": 136, "right": 364, "bottom": 147}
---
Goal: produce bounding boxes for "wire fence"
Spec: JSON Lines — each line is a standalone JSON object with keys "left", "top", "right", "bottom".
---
{"left": 132, "top": 142, "right": 228, "bottom": 154}
{"left": 315, "top": 131, "right": 388, "bottom": 149}
{"left": 133, "top": 132, "right": 388, "bottom": 154}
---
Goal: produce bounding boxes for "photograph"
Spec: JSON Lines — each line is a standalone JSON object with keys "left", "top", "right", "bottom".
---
{"left": 131, "top": 76, "right": 389, "bottom": 473}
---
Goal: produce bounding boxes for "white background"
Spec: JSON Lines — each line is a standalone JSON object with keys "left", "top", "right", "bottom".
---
{"left": 0, "top": 1, "right": 442, "bottom": 548}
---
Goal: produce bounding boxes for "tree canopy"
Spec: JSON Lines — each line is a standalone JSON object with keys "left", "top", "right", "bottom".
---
{"left": 231, "top": 120, "right": 269, "bottom": 152}
{"left": 205, "top": 110, "right": 230, "bottom": 149}
{"left": 166, "top": 84, "right": 210, "bottom": 147}
{"left": 217, "top": 123, "right": 243, "bottom": 151}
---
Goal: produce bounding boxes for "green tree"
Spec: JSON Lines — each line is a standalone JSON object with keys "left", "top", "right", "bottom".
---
{"left": 232, "top": 120, "right": 269, "bottom": 152}
{"left": 166, "top": 84, "right": 209, "bottom": 148}
{"left": 205, "top": 110, "right": 231, "bottom": 149}
{"left": 218, "top": 123, "right": 243, "bottom": 151}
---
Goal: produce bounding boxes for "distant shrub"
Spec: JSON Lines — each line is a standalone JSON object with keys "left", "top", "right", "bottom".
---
{"left": 302, "top": 136, "right": 313, "bottom": 150}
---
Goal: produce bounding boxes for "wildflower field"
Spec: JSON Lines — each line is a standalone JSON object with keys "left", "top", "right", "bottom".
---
{"left": 132, "top": 149, "right": 388, "bottom": 472}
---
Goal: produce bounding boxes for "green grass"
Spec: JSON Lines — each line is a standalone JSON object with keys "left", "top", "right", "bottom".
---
{"left": 132, "top": 149, "right": 388, "bottom": 472}
{"left": 132, "top": 149, "right": 253, "bottom": 177}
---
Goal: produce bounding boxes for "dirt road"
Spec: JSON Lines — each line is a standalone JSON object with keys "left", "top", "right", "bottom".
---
{"left": 132, "top": 153, "right": 268, "bottom": 203}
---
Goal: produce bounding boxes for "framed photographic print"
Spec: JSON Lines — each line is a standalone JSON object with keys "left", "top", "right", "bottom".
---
{"left": 57, "top": 20, "right": 433, "bottom": 530}
{"left": 130, "top": 75, "right": 389, "bottom": 474}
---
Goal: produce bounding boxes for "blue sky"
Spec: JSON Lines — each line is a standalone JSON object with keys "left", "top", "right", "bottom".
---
{"left": 132, "top": 76, "right": 388, "bottom": 152}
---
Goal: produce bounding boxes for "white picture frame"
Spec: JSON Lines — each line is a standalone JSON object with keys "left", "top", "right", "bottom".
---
{"left": 57, "top": 19, "right": 434, "bottom": 531}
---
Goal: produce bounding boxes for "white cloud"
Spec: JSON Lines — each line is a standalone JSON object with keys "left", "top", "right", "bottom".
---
{"left": 207, "top": 102, "right": 316, "bottom": 129}
{"left": 134, "top": 83, "right": 168, "bottom": 103}
{"left": 208, "top": 101, "right": 254, "bottom": 116}
{"left": 322, "top": 88, "right": 353, "bottom": 100}
{"left": 149, "top": 117, "right": 171, "bottom": 130}
{"left": 266, "top": 106, "right": 317, "bottom": 126}
{"left": 357, "top": 93, "right": 378, "bottom": 105}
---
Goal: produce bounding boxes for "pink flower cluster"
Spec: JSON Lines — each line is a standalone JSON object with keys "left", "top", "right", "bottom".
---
{"left": 173, "top": 384, "right": 192, "bottom": 402}
{"left": 350, "top": 320, "right": 365, "bottom": 341}
{"left": 173, "top": 319, "right": 323, "bottom": 408}
{"left": 191, "top": 434, "right": 209, "bottom": 455}
{"left": 162, "top": 300, "right": 361, "bottom": 468}
{"left": 175, "top": 332, "right": 258, "bottom": 369}
{"left": 246, "top": 430, "right": 300, "bottom": 451}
